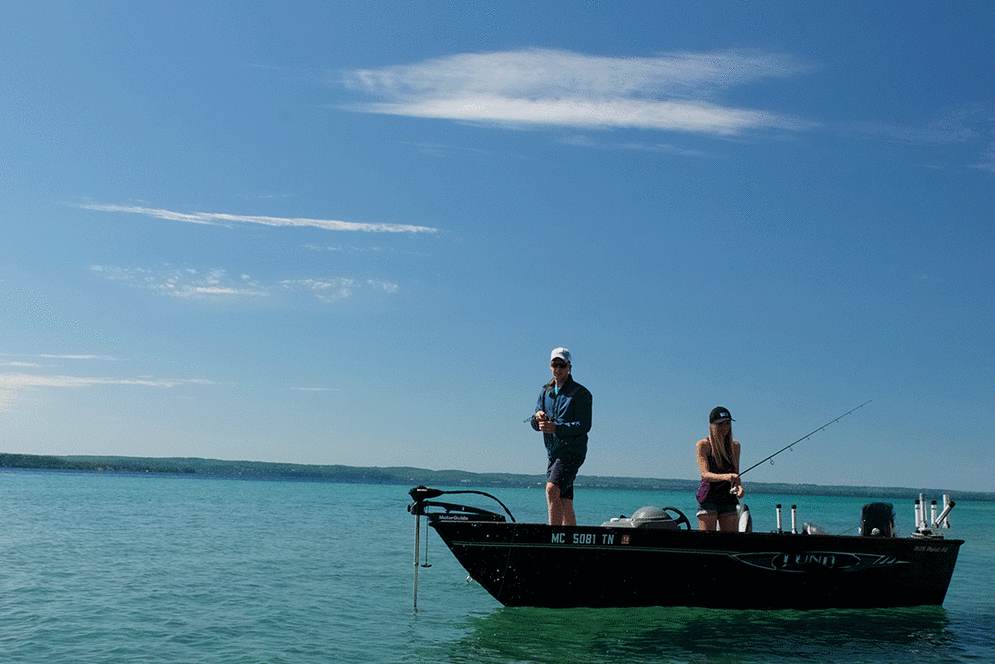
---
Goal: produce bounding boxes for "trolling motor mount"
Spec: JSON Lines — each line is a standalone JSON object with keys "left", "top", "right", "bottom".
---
{"left": 407, "top": 485, "right": 515, "bottom": 522}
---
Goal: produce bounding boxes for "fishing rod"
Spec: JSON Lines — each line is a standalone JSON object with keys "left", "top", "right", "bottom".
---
{"left": 738, "top": 400, "right": 872, "bottom": 478}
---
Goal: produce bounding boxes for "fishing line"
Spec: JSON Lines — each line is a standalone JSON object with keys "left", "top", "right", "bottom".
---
{"left": 739, "top": 400, "right": 872, "bottom": 478}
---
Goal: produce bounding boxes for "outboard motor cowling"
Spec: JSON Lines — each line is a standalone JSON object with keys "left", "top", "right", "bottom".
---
{"left": 861, "top": 502, "right": 895, "bottom": 537}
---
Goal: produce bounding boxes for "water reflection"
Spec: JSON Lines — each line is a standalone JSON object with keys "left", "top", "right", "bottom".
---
{"left": 438, "top": 605, "right": 955, "bottom": 664}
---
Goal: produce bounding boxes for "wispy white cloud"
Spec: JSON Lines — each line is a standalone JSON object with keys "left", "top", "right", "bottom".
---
{"left": 79, "top": 203, "right": 439, "bottom": 234}
{"left": 559, "top": 134, "right": 714, "bottom": 157}
{"left": 852, "top": 117, "right": 981, "bottom": 144}
{"left": 302, "top": 243, "right": 430, "bottom": 258}
{"left": 341, "top": 48, "right": 813, "bottom": 135}
{"left": 89, "top": 265, "right": 399, "bottom": 304}
{"left": 90, "top": 266, "right": 270, "bottom": 299}
{"left": 0, "top": 373, "right": 215, "bottom": 389}
{"left": 974, "top": 143, "right": 995, "bottom": 173}
{"left": 0, "top": 354, "right": 119, "bottom": 367}
{"left": 400, "top": 140, "right": 498, "bottom": 158}
{"left": 0, "top": 354, "right": 215, "bottom": 412}
{"left": 279, "top": 277, "right": 399, "bottom": 303}
{"left": 849, "top": 104, "right": 995, "bottom": 173}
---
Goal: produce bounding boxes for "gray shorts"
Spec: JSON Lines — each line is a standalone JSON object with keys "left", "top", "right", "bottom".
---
{"left": 696, "top": 501, "right": 739, "bottom": 518}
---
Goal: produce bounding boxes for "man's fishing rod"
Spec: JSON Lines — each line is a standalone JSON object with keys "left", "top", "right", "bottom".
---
{"left": 738, "top": 400, "right": 872, "bottom": 478}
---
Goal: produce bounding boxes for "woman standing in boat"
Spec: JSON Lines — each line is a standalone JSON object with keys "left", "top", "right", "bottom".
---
{"left": 695, "top": 406, "right": 745, "bottom": 531}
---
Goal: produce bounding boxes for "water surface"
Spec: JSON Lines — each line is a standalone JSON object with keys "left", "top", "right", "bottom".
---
{"left": 1, "top": 471, "right": 990, "bottom": 663}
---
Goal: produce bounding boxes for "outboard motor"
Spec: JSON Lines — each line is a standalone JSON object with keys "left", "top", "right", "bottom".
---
{"left": 861, "top": 502, "right": 895, "bottom": 537}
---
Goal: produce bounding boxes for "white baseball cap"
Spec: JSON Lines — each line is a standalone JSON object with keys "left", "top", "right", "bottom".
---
{"left": 550, "top": 348, "right": 571, "bottom": 363}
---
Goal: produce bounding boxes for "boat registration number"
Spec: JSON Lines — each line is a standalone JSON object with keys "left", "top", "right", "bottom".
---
{"left": 551, "top": 532, "right": 615, "bottom": 545}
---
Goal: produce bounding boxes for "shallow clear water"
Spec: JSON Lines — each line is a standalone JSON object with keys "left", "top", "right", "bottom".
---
{"left": 1, "top": 471, "right": 990, "bottom": 663}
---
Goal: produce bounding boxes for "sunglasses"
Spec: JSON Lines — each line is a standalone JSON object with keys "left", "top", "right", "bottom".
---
{"left": 550, "top": 362, "right": 568, "bottom": 369}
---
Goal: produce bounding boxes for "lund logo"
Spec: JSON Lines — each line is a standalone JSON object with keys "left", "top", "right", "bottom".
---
{"left": 772, "top": 552, "right": 859, "bottom": 571}
{"left": 733, "top": 551, "right": 906, "bottom": 572}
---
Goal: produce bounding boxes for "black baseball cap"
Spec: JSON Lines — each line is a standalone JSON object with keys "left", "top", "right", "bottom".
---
{"left": 709, "top": 407, "right": 734, "bottom": 424}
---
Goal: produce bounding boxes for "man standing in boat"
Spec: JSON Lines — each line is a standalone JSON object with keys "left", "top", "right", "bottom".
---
{"left": 530, "top": 348, "right": 593, "bottom": 526}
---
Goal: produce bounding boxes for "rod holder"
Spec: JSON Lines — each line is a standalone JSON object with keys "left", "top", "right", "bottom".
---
{"left": 933, "top": 499, "right": 956, "bottom": 528}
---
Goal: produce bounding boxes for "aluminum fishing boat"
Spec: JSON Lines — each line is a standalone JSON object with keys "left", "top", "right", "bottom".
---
{"left": 408, "top": 486, "right": 962, "bottom": 610}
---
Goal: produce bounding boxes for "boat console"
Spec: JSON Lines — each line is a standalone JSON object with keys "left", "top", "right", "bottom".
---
{"left": 601, "top": 505, "right": 690, "bottom": 530}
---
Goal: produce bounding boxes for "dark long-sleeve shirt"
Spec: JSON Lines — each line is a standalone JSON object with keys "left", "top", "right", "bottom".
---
{"left": 531, "top": 376, "right": 592, "bottom": 458}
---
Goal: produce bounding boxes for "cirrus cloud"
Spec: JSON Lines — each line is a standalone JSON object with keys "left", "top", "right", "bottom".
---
{"left": 341, "top": 48, "right": 814, "bottom": 135}
{"left": 89, "top": 265, "right": 399, "bottom": 304}
{"left": 79, "top": 203, "right": 439, "bottom": 234}
{"left": 0, "top": 373, "right": 215, "bottom": 389}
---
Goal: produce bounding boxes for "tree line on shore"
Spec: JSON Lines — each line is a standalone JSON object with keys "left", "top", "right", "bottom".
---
{"left": 1, "top": 452, "right": 989, "bottom": 501}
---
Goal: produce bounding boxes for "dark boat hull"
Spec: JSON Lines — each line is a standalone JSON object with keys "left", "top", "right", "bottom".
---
{"left": 429, "top": 519, "right": 962, "bottom": 609}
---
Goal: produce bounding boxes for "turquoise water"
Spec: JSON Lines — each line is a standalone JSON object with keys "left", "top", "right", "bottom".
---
{"left": 1, "top": 471, "right": 991, "bottom": 663}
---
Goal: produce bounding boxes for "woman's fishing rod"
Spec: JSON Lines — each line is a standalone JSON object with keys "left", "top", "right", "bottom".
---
{"left": 738, "top": 400, "right": 872, "bottom": 478}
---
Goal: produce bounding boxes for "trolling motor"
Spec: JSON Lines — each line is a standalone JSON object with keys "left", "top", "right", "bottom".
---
{"left": 407, "top": 486, "right": 515, "bottom": 611}
{"left": 407, "top": 485, "right": 516, "bottom": 521}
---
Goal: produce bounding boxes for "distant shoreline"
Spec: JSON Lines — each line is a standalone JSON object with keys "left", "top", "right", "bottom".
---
{"left": 2, "top": 453, "right": 991, "bottom": 501}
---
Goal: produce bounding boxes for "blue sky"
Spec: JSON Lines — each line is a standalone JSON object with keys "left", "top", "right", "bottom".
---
{"left": 2, "top": 1, "right": 993, "bottom": 492}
